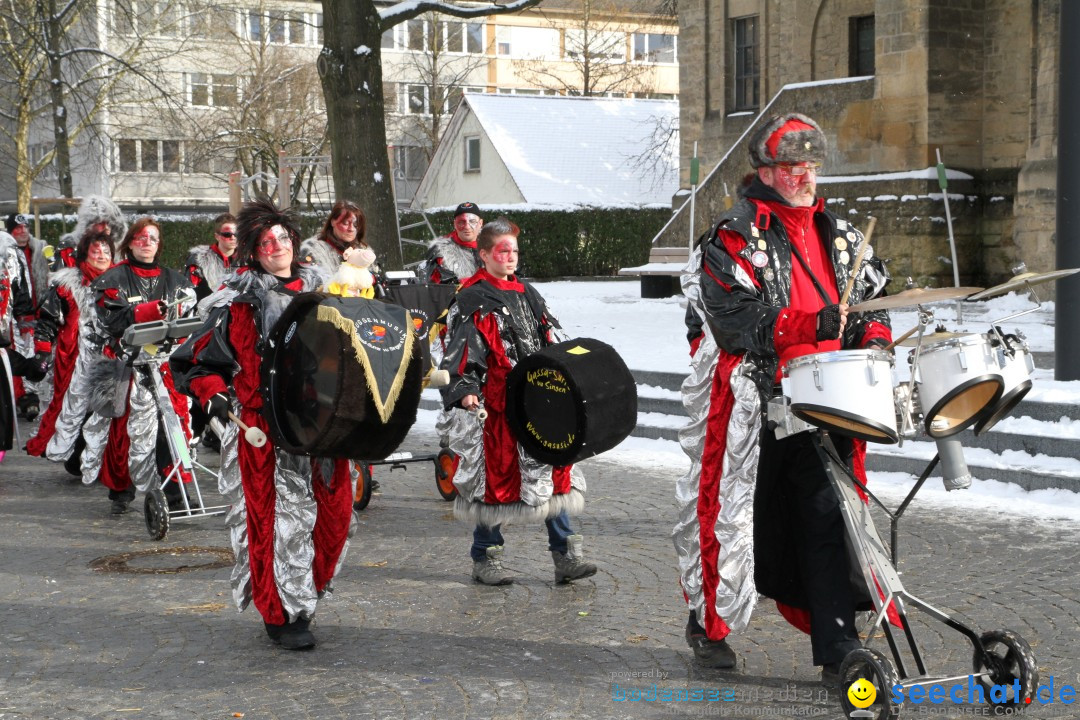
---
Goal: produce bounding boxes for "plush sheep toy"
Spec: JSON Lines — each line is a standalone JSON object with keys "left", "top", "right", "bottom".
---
{"left": 326, "top": 246, "right": 377, "bottom": 299}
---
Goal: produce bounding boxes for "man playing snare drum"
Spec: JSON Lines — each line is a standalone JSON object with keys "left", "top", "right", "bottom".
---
{"left": 674, "top": 114, "right": 892, "bottom": 684}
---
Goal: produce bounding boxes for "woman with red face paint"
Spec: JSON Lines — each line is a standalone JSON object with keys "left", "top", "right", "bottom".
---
{"left": 440, "top": 216, "right": 597, "bottom": 587}
{"left": 171, "top": 199, "right": 352, "bottom": 651}
{"left": 26, "top": 231, "right": 116, "bottom": 477}
{"left": 90, "top": 217, "right": 197, "bottom": 515}
{"left": 301, "top": 199, "right": 385, "bottom": 297}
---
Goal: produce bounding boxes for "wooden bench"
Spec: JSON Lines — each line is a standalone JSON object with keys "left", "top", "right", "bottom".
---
{"left": 619, "top": 246, "right": 690, "bottom": 298}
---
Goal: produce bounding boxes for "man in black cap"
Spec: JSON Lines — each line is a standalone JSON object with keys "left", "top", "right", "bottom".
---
{"left": 420, "top": 202, "right": 483, "bottom": 285}
{"left": 5, "top": 213, "right": 49, "bottom": 420}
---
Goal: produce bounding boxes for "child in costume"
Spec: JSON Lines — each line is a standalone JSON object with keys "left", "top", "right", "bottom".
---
{"left": 439, "top": 216, "right": 596, "bottom": 586}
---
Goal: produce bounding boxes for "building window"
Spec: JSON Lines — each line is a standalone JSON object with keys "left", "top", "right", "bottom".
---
{"left": 188, "top": 73, "right": 237, "bottom": 107}
{"left": 732, "top": 16, "right": 759, "bottom": 111}
{"left": 495, "top": 26, "right": 511, "bottom": 56}
{"left": 564, "top": 28, "right": 624, "bottom": 61}
{"left": 406, "top": 84, "right": 429, "bottom": 114}
{"left": 118, "top": 139, "right": 138, "bottom": 172}
{"left": 309, "top": 13, "right": 322, "bottom": 45}
{"left": 633, "top": 33, "right": 676, "bottom": 63}
{"left": 849, "top": 15, "right": 875, "bottom": 76}
{"left": 464, "top": 136, "right": 480, "bottom": 172}
{"left": 407, "top": 19, "right": 427, "bottom": 50}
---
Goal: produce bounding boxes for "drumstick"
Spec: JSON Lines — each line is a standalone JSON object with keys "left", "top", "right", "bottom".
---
{"left": 884, "top": 326, "right": 918, "bottom": 352}
{"left": 229, "top": 411, "right": 267, "bottom": 448}
{"left": 840, "top": 216, "right": 877, "bottom": 305}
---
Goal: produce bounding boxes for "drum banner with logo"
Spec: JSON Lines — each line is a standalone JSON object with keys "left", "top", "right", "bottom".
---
{"left": 314, "top": 297, "right": 416, "bottom": 424}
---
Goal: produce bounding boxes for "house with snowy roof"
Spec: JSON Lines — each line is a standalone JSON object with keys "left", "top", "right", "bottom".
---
{"left": 409, "top": 93, "right": 679, "bottom": 211}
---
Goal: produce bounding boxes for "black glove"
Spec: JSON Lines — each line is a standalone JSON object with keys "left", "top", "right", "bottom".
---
{"left": 33, "top": 351, "right": 52, "bottom": 378}
{"left": 205, "top": 393, "right": 230, "bottom": 423}
{"left": 816, "top": 304, "right": 843, "bottom": 342}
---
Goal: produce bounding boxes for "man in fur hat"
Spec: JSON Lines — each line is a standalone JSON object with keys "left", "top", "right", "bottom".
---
{"left": 674, "top": 113, "right": 893, "bottom": 684}
{"left": 53, "top": 195, "right": 127, "bottom": 271}
{"left": 419, "top": 202, "right": 483, "bottom": 286}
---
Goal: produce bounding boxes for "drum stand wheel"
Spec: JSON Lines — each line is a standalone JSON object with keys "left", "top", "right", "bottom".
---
{"left": 435, "top": 449, "right": 459, "bottom": 501}
{"left": 353, "top": 463, "right": 374, "bottom": 512}
{"left": 972, "top": 629, "right": 1038, "bottom": 707}
{"left": 839, "top": 647, "right": 901, "bottom": 719}
{"left": 144, "top": 486, "right": 170, "bottom": 541}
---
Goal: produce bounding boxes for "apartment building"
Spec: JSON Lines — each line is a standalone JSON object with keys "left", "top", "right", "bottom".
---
{"left": 2, "top": 0, "right": 678, "bottom": 211}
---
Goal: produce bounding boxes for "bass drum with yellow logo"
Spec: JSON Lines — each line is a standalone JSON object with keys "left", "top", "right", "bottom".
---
{"left": 505, "top": 337, "right": 637, "bottom": 466}
{"left": 261, "top": 292, "right": 422, "bottom": 458}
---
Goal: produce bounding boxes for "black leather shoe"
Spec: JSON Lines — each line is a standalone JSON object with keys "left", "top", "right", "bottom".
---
{"left": 266, "top": 618, "right": 316, "bottom": 650}
{"left": 821, "top": 662, "right": 842, "bottom": 686}
{"left": 110, "top": 499, "right": 130, "bottom": 515}
{"left": 685, "top": 614, "right": 737, "bottom": 669}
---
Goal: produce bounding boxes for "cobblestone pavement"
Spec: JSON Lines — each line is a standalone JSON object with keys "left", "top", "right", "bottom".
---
{"left": 1, "top": 422, "right": 1078, "bottom": 720}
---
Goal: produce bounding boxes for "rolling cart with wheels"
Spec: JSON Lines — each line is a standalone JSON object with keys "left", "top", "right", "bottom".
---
{"left": 352, "top": 447, "right": 459, "bottom": 513}
{"left": 812, "top": 431, "right": 1038, "bottom": 719}
{"left": 121, "top": 318, "right": 229, "bottom": 540}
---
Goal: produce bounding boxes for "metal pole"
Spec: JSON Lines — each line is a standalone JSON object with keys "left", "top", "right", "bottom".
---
{"left": 936, "top": 149, "right": 963, "bottom": 325}
{"left": 688, "top": 141, "right": 699, "bottom": 252}
{"left": 1057, "top": 2, "right": 1080, "bottom": 381}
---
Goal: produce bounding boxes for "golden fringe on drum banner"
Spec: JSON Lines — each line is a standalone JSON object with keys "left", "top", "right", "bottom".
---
{"left": 314, "top": 304, "right": 416, "bottom": 424}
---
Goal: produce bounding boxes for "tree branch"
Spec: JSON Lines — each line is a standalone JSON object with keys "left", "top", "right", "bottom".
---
{"left": 380, "top": 0, "right": 542, "bottom": 30}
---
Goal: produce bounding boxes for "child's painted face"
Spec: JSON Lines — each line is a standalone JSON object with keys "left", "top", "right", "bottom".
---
{"left": 480, "top": 235, "right": 519, "bottom": 279}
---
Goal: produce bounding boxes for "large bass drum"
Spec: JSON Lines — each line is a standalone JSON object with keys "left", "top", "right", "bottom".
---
{"left": 261, "top": 293, "right": 423, "bottom": 459}
{"left": 505, "top": 338, "right": 637, "bottom": 466}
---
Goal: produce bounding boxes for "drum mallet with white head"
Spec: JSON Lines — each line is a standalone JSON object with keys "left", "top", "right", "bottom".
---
{"left": 229, "top": 411, "right": 267, "bottom": 447}
{"left": 840, "top": 217, "right": 876, "bottom": 306}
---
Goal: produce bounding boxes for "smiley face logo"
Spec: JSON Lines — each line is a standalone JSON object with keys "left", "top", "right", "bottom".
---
{"left": 847, "top": 678, "right": 877, "bottom": 708}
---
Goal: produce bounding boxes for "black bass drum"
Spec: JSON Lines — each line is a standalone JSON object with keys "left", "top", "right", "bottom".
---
{"left": 261, "top": 293, "right": 422, "bottom": 459}
{"left": 505, "top": 338, "right": 637, "bottom": 466}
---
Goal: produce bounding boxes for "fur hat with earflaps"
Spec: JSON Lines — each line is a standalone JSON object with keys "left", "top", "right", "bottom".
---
{"left": 748, "top": 113, "right": 827, "bottom": 169}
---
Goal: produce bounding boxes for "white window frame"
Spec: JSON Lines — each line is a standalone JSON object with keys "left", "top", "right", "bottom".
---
{"left": 464, "top": 135, "right": 481, "bottom": 172}
{"left": 632, "top": 32, "right": 677, "bottom": 64}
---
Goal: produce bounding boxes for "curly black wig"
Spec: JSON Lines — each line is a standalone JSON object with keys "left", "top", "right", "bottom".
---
{"left": 235, "top": 198, "right": 302, "bottom": 271}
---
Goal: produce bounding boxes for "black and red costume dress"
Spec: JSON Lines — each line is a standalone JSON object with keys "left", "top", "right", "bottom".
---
{"left": 170, "top": 266, "right": 354, "bottom": 626}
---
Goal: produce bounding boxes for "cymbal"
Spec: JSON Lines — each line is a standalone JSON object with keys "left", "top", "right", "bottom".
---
{"left": 966, "top": 268, "right": 1080, "bottom": 300}
{"left": 849, "top": 286, "right": 983, "bottom": 313}
{"left": 895, "top": 331, "right": 973, "bottom": 348}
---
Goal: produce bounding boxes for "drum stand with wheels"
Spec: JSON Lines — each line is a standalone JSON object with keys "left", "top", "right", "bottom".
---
{"left": 122, "top": 319, "right": 229, "bottom": 540}
{"left": 811, "top": 430, "right": 1038, "bottom": 719}
{"left": 354, "top": 448, "right": 459, "bottom": 512}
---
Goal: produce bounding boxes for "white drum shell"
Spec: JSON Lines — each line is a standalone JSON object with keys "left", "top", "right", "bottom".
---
{"left": 914, "top": 334, "right": 1003, "bottom": 437}
{"left": 783, "top": 350, "right": 898, "bottom": 444}
{"left": 973, "top": 337, "right": 1034, "bottom": 435}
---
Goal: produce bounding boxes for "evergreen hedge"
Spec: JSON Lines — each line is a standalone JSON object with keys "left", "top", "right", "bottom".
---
{"left": 29, "top": 206, "right": 672, "bottom": 278}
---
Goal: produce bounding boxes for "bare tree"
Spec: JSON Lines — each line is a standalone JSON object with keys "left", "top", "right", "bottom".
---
{"left": 318, "top": 0, "right": 541, "bottom": 270}
{"left": 0, "top": 0, "right": 190, "bottom": 207}
{"left": 511, "top": 0, "right": 655, "bottom": 97}
{"left": 384, "top": 11, "right": 487, "bottom": 162}
{"left": 177, "top": 5, "right": 330, "bottom": 209}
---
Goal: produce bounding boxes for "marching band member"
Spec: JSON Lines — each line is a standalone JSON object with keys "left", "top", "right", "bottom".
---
{"left": 90, "top": 217, "right": 195, "bottom": 514}
{"left": 674, "top": 114, "right": 892, "bottom": 683}
{"left": 440, "top": 216, "right": 596, "bottom": 586}
{"left": 419, "top": 201, "right": 483, "bottom": 285}
{"left": 171, "top": 199, "right": 353, "bottom": 651}
{"left": 5, "top": 213, "right": 49, "bottom": 421}
{"left": 300, "top": 199, "right": 385, "bottom": 296}
{"left": 185, "top": 212, "right": 237, "bottom": 302}
{"left": 26, "top": 231, "right": 115, "bottom": 479}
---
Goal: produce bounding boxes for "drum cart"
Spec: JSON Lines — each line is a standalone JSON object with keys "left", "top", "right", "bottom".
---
{"left": 349, "top": 273, "right": 461, "bottom": 512}
{"left": 353, "top": 447, "right": 459, "bottom": 512}
{"left": 807, "top": 430, "right": 1038, "bottom": 719}
{"left": 121, "top": 317, "right": 228, "bottom": 540}
{"left": 777, "top": 294, "right": 1041, "bottom": 719}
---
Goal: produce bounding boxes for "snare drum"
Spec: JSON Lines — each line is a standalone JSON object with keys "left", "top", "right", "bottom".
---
{"left": 783, "top": 349, "right": 898, "bottom": 444}
{"left": 973, "top": 334, "right": 1034, "bottom": 435}
{"left": 914, "top": 334, "right": 1003, "bottom": 438}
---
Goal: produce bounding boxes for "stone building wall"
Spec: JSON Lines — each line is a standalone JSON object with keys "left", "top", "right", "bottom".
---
{"left": 668, "top": 0, "right": 1060, "bottom": 291}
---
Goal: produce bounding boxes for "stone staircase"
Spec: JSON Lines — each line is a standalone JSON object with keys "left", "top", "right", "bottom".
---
{"left": 420, "top": 356, "right": 1078, "bottom": 493}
